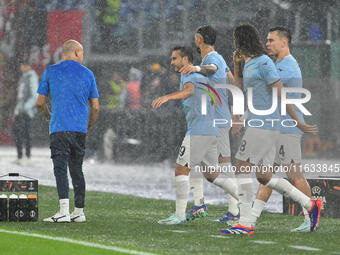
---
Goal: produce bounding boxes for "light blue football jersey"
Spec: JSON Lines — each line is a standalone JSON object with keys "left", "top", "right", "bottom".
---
{"left": 243, "top": 55, "right": 281, "bottom": 130}
{"left": 180, "top": 73, "right": 219, "bottom": 136}
{"left": 201, "top": 51, "right": 231, "bottom": 128}
{"left": 275, "top": 55, "right": 304, "bottom": 135}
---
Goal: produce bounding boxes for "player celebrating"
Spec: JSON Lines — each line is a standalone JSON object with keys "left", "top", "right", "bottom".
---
{"left": 180, "top": 25, "right": 239, "bottom": 224}
{"left": 220, "top": 24, "right": 321, "bottom": 235}
{"left": 250, "top": 27, "right": 313, "bottom": 232}
{"left": 153, "top": 46, "right": 220, "bottom": 225}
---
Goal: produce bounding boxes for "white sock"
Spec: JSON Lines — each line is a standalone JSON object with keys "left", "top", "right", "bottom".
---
{"left": 212, "top": 174, "right": 238, "bottom": 200}
{"left": 249, "top": 199, "right": 266, "bottom": 225}
{"left": 217, "top": 163, "right": 239, "bottom": 215}
{"left": 175, "top": 175, "right": 190, "bottom": 218}
{"left": 237, "top": 174, "right": 254, "bottom": 227}
{"left": 59, "top": 199, "right": 69, "bottom": 215}
{"left": 226, "top": 193, "right": 239, "bottom": 216}
{"left": 265, "top": 178, "right": 312, "bottom": 210}
{"left": 74, "top": 207, "right": 84, "bottom": 215}
{"left": 190, "top": 177, "right": 204, "bottom": 206}
{"left": 303, "top": 207, "right": 310, "bottom": 221}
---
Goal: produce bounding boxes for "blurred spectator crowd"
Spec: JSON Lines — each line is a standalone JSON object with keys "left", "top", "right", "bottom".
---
{"left": 100, "top": 61, "right": 181, "bottom": 111}
{"left": 0, "top": 0, "right": 339, "bottom": 161}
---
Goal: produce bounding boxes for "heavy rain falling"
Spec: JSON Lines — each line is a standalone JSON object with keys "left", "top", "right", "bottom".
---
{"left": 0, "top": 0, "right": 339, "bottom": 254}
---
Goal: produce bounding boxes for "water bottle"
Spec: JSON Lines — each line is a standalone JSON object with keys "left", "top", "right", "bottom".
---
{"left": 27, "top": 194, "right": 38, "bottom": 221}
{"left": 0, "top": 194, "right": 8, "bottom": 221}
{"left": 9, "top": 194, "right": 19, "bottom": 221}
{"left": 19, "top": 194, "right": 28, "bottom": 222}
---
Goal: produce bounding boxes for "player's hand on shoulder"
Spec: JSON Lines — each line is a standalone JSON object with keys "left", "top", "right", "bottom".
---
{"left": 179, "top": 64, "right": 196, "bottom": 75}
{"left": 298, "top": 122, "right": 318, "bottom": 135}
{"left": 152, "top": 96, "right": 169, "bottom": 108}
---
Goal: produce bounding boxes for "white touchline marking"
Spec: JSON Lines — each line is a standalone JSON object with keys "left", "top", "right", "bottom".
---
{"left": 252, "top": 240, "right": 277, "bottom": 244}
{"left": 0, "top": 228, "right": 158, "bottom": 255}
{"left": 209, "top": 235, "right": 230, "bottom": 239}
{"left": 167, "top": 230, "right": 188, "bottom": 233}
{"left": 290, "top": 245, "right": 322, "bottom": 251}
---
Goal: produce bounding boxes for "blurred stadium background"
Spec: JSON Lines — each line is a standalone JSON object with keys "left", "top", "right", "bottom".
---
{"left": 0, "top": 0, "right": 339, "bottom": 163}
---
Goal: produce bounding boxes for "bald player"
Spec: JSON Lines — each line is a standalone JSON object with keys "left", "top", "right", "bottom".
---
{"left": 37, "top": 40, "right": 100, "bottom": 223}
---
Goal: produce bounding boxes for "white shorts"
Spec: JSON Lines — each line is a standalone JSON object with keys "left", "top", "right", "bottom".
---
{"left": 176, "top": 135, "right": 218, "bottom": 169}
{"left": 217, "top": 127, "right": 231, "bottom": 158}
{"left": 235, "top": 128, "right": 279, "bottom": 165}
{"left": 274, "top": 133, "right": 302, "bottom": 165}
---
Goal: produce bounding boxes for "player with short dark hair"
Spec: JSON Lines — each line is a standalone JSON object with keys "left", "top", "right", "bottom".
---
{"left": 196, "top": 25, "right": 217, "bottom": 46}
{"left": 269, "top": 26, "right": 292, "bottom": 44}
{"left": 179, "top": 25, "right": 240, "bottom": 225}
{"left": 250, "top": 26, "right": 313, "bottom": 232}
{"left": 172, "top": 46, "right": 194, "bottom": 63}
{"left": 153, "top": 46, "right": 220, "bottom": 225}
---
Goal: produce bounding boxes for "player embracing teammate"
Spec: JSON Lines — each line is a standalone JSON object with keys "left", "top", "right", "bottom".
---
{"left": 153, "top": 24, "right": 322, "bottom": 234}
{"left": 220, "top": 24, "right": 321, "bottom": 235}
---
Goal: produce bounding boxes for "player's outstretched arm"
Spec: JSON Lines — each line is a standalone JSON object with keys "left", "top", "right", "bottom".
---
{"left": 273, "top": 80, "right": 318, "bottom": 135}
{"left": 152, "top": 83, "right": 194, "bottom": 108}
{"left": 179, "top": 64, "right": 217, "bottom": 75}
